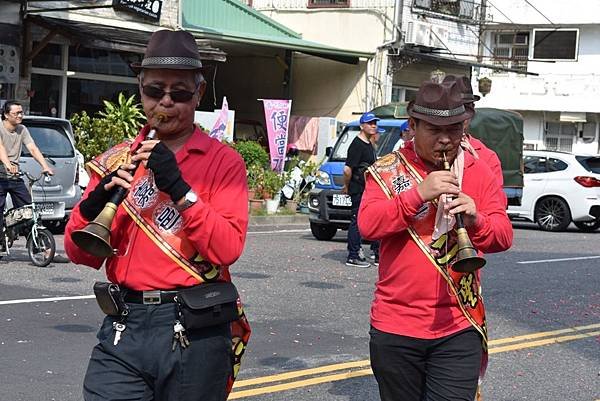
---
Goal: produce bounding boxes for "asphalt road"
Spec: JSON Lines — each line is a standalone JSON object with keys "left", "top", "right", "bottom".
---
{"left": 0, "top": 221, "right": 598, "bottom": 401}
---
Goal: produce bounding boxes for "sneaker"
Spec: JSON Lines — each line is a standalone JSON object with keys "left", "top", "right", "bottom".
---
{"left": 372, "top": 258, "right": 379, "bottom": 267}
{"left": 346, "top": 257, "right": 371, "bottom": 268}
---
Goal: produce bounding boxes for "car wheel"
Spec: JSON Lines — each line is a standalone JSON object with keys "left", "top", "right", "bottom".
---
{"left": 534, "top": 197, "right": 571, "bottom": 232}
{"left": 310, "top": 222, "right": 337, "bottom": 241}
{"left": 573, "top": 219, "right": 600, "bottom": 232}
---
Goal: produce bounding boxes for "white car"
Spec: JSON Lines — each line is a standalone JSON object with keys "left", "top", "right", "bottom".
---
{"left": 508, "top": 150, "right": 600, "bottom": 232}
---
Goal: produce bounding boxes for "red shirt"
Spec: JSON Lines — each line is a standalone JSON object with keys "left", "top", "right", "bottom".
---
{"left": 358, "top": 144, "right": 512, "bottom": 339}
{"left": 64, "top": 127, "right": 249, "bottom": 291}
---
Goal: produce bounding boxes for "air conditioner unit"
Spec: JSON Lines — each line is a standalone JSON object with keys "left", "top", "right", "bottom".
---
{"left": 430, "top": 25, "right": 449, "bottom": 48}
{"left": 405, "top": 21, "right": 432, "bottom": 47}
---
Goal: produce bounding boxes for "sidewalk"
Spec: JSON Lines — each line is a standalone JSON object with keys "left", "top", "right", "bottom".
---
{"left": 249, "top": 213, "right": 309, "bottom": 226}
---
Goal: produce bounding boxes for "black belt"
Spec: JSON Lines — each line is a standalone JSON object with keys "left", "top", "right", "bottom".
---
{"left": 123, "top": 289, "right": 179, "bottom": 305}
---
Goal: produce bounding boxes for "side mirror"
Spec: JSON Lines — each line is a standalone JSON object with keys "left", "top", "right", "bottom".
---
{"left": 325, "top": 147, "right": 332, "bottom": 157}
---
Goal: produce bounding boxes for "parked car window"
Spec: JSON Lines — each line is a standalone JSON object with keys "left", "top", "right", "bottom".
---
{"left": 524, "top": 156, "right": 546, "bottom": 173}
{"left": 547, "top": 158, "right": 568, "bottom": 172}
{"left": 576, "top": 156, "right": 600, "bottom": 174}
{"left": 21, "top": 126, "right": 74, "bottom": 158}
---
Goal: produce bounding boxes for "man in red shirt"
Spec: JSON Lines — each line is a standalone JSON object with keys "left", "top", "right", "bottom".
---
{"left": 359, "top": 80, "right": 512, "bottom": 401}
{"left": 65, "top": 30, "right": 250, "bottom": 401}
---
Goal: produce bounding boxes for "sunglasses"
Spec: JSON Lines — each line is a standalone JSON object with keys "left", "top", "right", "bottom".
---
{"left": 141, "top": 85, "right": 197, "bottom": 103}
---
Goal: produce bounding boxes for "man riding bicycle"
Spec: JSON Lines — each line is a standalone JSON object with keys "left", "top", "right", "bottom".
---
{"left": 0, "top": 100, "right": 54, "bottom": 246}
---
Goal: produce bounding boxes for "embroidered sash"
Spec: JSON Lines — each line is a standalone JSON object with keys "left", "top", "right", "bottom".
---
{"left": 88, "top": 140, "right": 251, "bottom": 393}
{"left": 367, "top": 151, "right": 488, "bottom": 357}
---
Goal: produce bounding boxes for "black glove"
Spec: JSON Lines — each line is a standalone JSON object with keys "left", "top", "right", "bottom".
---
{"left": 78, "top": 170, "right": 119, "bottom": 221}
{"left": 147, "top": 142, "right": 191, "bottom": 202}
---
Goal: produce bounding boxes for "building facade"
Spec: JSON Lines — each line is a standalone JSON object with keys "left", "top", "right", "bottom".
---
{"left": 473, "top": 0, "right": 600, "bottom": 154}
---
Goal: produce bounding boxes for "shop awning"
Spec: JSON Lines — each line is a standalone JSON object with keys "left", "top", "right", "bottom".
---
{"left": 26, "top": 15, "right": 227, "bottom": 62}
{"left": 181, "top": 0, "right": 373, "bottom": 65}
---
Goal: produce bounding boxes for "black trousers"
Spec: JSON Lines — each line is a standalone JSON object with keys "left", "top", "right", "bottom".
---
{"left": 0, "top": 178, "right": 32, "bottom": 229}
{"left": 370, "top": 326, "right": 482, "bottom": 401}
{"left": 83, "top": 303, "right": 232, "bottom": 401}
{"left": 347, "top": 193, "right": 379, "bottom": 259}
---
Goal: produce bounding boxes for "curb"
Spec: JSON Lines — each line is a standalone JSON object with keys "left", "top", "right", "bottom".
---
{"left": 249, "top": 213, "right": 309, "bottom": 226}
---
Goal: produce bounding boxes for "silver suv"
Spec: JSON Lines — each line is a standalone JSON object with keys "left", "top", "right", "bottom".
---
{"left": 5, "top": 117, "right": 83, "bottom": 231}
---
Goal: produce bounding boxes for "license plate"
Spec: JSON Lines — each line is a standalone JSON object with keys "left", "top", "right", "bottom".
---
{"left": 36, "top": 202, "right": 55, "bottom": 216}
{"left": 332, "top": 194, "right": 352, "bottom": 207}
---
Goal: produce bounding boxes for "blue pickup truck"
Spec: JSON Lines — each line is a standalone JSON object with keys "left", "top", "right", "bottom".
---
{"left": 307, "top": 119, "right": 407, "bottom": 240}
{"left": 307, "top": 108, "right": 524, "bottom": 241}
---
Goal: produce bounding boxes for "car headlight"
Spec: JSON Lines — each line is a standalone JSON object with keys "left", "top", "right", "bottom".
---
{"left": 310, "top": 196, "right": 320, "bottom": 208}
{"left": 316, "top": 171, "right": 331, "bottom": 186}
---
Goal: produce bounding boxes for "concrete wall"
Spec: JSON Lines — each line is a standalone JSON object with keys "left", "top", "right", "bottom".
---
{"left": 486, "top": 0, "right": 600, "bottom": 24}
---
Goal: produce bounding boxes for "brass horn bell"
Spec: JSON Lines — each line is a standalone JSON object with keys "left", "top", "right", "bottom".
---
{"left": 71, "top": 202, "right": 118, "bottom": 258}
{"left": 451, "top": 227, "right": 486, "bottom": 273}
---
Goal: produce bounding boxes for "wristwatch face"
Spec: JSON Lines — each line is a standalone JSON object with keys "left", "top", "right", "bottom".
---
{"left": 186, "top": 190, "right": 198, "bottom": 203}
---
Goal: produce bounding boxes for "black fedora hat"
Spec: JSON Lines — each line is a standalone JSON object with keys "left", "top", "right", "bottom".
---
{"left": 407, "top": 80, "right": 474, "bottom": 126}
{"left": 442, "top": 75, "right": 481, "bottom": 103}
{"left": 131, "top": 29, "right": 204, "bottom": 74}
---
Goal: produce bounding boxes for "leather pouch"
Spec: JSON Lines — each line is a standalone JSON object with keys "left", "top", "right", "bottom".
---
{"left": 93, "top": 281, "right": 127, "bottom": 316}
{"left": 176, "top": 282, "right": 239, "bottom": 330}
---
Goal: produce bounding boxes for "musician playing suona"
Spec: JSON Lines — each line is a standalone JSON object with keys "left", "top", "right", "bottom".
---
{"left": 358, "top": 80, "right": 513, "bottom": 401}
{"left": 64, "top": 29, "right": 251, "bottom": 401}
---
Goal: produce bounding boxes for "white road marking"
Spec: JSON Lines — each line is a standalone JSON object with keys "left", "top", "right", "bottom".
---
{"left": 517, "top": 255, "right": 600, "bottom": 264}
{"left": 0, "top": 295, "right": 95, "bottom": 306}
{"left": 248, "top": 229, "right": 311, "bottom": 235}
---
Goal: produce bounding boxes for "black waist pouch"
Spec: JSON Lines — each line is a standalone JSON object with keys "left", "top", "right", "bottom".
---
{"left": 176, "top": 282, "right": 240, "bottom": 330}
{"left": 93, "top": 281, "right": 128, "bottom": 316}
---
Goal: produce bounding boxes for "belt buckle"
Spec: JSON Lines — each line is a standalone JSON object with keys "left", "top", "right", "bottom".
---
{"left": 142, "top": 290, "right": 161, "bottom": 305}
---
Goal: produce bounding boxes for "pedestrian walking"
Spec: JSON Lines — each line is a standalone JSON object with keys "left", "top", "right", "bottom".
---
{"left": 64, "top": 29, "right": 251, "bottom": 401}
{"left": 359, "top": 80, "right": 513, "bottom": 401}
{"left": 342, "top": 111, "right": 382, "bottom": 268}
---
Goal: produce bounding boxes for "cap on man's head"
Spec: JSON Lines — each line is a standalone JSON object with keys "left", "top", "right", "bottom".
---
{"left": 360, "top": 112, "right": 380, "bottom": 124}
{"left": 399, "top": 120, "right": 409, "bottom": 132}
{"left": 407, "top": 80, "right": 474, "bottom": 126}
{"left": 131, "top": 29, "right": 203, "bottom": 74}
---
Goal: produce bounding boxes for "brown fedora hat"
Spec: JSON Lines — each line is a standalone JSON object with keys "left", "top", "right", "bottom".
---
{"left": 408, "top": 80, "right": 474, "bottom": 125}
{"left": 130, "top": 29, "right": 204, "bottom": 74}
{"left": 442, "top": 75, "right": 481, "bottom": 103}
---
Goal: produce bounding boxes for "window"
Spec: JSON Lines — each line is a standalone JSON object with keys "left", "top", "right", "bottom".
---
{"left": 492, "top": 32, "right": 529, "bottom": 72}
{"left": 22, "top": 126, "right": 74, "bottom": 158}
{"left": 32, "top": 42, "right": 62, "bottom": 69}
{"left": 524, "top": 156, "right": 546, "bottom": 174}
{"left": 391, "top": 86, "right": 418, "bottom": 103}
{"left": 547, "top": 158, "right": 568, "bottom": 172}
{"left": 413, "top": 0, "right": 474, "bottom": 19}
{"left": 308, "top": 0, "right": 349, "bottom": 7}
{"left": 545, "top": 122, "right": 575, "bottom": 152}
{"left": 533, "top": 29, "right": 578, "bottom": 60}
{"left": 69, "top": 46, "right": 141, "bottom": 77}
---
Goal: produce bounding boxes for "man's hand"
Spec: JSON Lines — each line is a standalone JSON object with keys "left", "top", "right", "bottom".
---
{"left": 445, "top": 192, "right": 478, "bottom": 227}
{"left": 416, "top": 170, "right": 460, "bottom": 202}
{"left": 141, "top": 141, "right": 190, "bottom": 203}
{"left": 42, "top": 166, "right": 54, "bottom": 176}
{"left": 5, "top": 163, "right": 18, "bottom": 175}
{"left": 78, "top": 169, "right": 124, "bottom": 221}
{"left": 341, "top": 184, "right": 348, "bottom": 195}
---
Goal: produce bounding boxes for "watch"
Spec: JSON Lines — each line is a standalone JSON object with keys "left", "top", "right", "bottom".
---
{"left": 175, "top": 189, "right": 198, "bottom": 211}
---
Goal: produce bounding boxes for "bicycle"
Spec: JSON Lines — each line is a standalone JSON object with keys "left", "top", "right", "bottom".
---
{"left": 1, "top": 171, "right": 56, "bottom": 267}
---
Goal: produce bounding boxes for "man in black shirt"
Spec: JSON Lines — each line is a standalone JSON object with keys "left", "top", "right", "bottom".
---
{"left": 342, "top": 112, "right": 381, "bottom": 267}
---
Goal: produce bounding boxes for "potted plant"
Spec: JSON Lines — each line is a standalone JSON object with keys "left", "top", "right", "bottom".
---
{"left": 262, "top": 169, "right": 285, "bottom": 214}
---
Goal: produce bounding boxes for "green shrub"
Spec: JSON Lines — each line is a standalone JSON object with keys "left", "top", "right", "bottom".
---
{"left": 261, "top": 168, "right": 286, "bottom": 199}
{"left": 232, "top": 140, "right": 269, "bottom": 168}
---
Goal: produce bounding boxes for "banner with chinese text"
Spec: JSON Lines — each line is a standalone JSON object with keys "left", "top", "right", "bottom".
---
{"left": 261, "top": 99, "right": 292, "bottom": 172}
{"left": 209, "top": 96, "right": 229, "bottom": 141}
